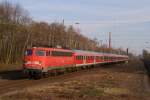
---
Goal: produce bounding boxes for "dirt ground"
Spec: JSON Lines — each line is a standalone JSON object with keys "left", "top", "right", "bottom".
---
{"left": 1, "top": 60, "right": 150, "bottom": 100}
{"left": 0, "top": 64, "right": 22, "bottom": 72}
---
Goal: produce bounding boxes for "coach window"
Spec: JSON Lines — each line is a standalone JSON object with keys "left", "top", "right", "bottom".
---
{"left": 85, "top": 56, "right": 87, "bottom": 60}
{"left": 83, "top": 56, "right": 85, "bottom": 60}
{"left": 81, "top": 56, "right": 83, "bottom": 60}
{"left": 99, "top": 56, "right": 102, "bottom": 60}
{"left": 99, "top": 57, "right": 101, "bottom": 60}
{"left": 46, "top": 51, "right": 51, "bottom": 56}
{"left": 107, "top": 56, "right": 109, "bottom": 60}
{"left": 64, "top": 52, "right": 72, "bottom": 57}
{"left": 102, "top": 56, "right": 104, "bottom": 60}
{"left": 76, "top": 56, "right": 80, "bottom": 60}
{"left": 96, "top": 56, "right": 98, "bottom": 60}
{"left": 35, "top": 50, "right": 45, "bottom": 56}
{"left": 104, "top": 56, "right": 106, "bottom": 60}
{"left": 79, "top": 56, "right": 81, "bottom": 60}
{"left": 104, "top": 56, "right": 107, "bottom": 60}
{"left": 80, "top": 56, "right": 82, "bottom": 60}
{"left": 51, "top": 51, "right": 72, "bottom": 57}
{"left": 112, "top": 57, "right": 114, "bottom": 60}
{"left": 86, "top": 56, "right": 88, "bottom": 60}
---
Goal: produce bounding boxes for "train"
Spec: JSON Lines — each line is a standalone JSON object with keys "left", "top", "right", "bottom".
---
{"left": 23, "top": 47, "right": 129, "bottom": 78}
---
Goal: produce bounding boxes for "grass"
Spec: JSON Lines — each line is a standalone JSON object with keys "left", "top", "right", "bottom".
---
{"left": 78, "top": 85, "right": 104, "bottom": 98}
{"left": 104, "top": 88, "right": 130, "bottom": 95}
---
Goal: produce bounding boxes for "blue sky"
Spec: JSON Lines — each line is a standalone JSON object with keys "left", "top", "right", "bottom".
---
{"left": 2, "top": 0, "right": 150, "bottom": 55}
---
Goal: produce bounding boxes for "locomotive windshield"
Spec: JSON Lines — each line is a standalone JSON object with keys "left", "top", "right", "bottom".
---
{"left": 35, "top": 50, "right": 45, "bottom": 56}
{"left": 25, "top": 49, "right": 32, "bottom": 56}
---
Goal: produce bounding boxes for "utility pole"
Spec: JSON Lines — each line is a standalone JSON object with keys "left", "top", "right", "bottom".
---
{"left": 109, "top": 32, "right": 111, "bottom": 49}
{"left": 127, "top": 48, "right": 129, "bottom": 55}
{"left": 62, "top": 19, "right": 64, "bottom": 25}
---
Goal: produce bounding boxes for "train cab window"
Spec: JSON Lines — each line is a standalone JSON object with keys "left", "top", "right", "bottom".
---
{"left": 76, "top": 56, "right": 83, "bottom": 60}
{"left": 25, "top": 50, "right": 32, "bottom": 56}
{"left": 35, "top": 50, "right": 45, "bottom": 56}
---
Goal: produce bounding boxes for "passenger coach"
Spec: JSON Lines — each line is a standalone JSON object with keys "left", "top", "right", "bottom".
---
{"left": 23, "top": 47, "right": 129, "bottom": 78}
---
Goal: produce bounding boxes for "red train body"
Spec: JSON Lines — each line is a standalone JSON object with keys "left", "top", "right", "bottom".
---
{"left": 23, "top": 47, "right": 129, "bottom": 77}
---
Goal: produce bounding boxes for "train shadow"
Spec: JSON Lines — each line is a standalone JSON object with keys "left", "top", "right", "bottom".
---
{"left": 0, "top": 70, "right": 26, "bottom": 80}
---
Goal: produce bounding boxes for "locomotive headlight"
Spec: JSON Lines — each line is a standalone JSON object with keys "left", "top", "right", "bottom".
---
{"left": 24, "top": 61, "right": 42, "bottom": 65}
{"left": 25, "top": 61, "right": 31, "bottom": 64}
{"left": 33, "top": 61, "right": 42, "bottom": 65}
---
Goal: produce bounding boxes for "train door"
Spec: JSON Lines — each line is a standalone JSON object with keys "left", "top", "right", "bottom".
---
{"left": 94, "top": 56, "right": 96, "bottom": 64}
{"left": 83, "top": 56, "right": 86, "bottom": 64}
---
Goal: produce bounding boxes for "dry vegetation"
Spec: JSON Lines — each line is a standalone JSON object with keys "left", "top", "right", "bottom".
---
{"left": 1, "top": 60, "right": 150, "bottom": 100}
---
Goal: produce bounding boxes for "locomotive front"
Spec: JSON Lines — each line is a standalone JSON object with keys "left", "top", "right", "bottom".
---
{"left": 23, "top": 47, "right": 46, "bottom": 78}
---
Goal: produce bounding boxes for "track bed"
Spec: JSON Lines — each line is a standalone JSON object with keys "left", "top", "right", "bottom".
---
{"left": 0, "top": 60, "right": 150, "bottom": 100}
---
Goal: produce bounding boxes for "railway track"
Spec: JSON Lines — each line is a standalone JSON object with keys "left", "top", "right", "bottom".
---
{"left": 0, "top": 60, "right": 150, "bottom": 100}
{"left": 0, "top": 61, "right": 148, "bottom": 99}
{"left": 0, "top": 66, "right": 103, "bottom": 97}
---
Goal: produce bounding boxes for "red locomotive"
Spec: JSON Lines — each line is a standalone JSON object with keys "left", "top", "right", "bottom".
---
{"left": 23, "top": 47, "right": 129, "bottom": 78}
